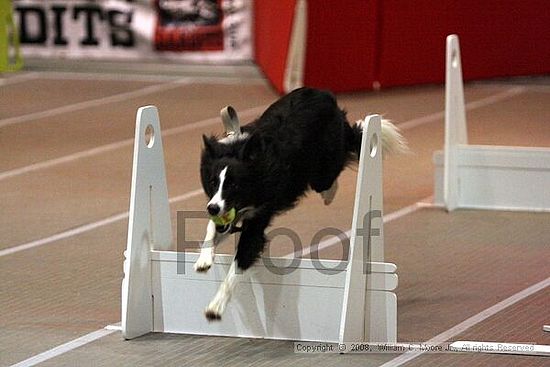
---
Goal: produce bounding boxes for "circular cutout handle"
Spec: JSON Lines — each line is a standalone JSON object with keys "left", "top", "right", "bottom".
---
{"left": 369, "top": 133, "right": 378, "bottom": 158}
{"left": 144, "top": 124, "right": 155, "bottom": 148}
{"left": 451, "top": 49, "right": 459, "bottom": 68}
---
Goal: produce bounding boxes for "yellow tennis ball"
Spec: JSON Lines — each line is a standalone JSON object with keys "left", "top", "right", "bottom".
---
{"left": 210, "top": 208, "right": 236, "bottom": 226}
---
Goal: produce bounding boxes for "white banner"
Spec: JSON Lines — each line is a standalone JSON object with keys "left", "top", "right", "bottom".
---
{"left": 13, "top": 0, "right": 252, "bottom": 62}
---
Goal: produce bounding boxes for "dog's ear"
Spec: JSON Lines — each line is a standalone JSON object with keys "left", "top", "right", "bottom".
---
{"left": 202, "top": 134, "right": 217, "bottom": 154}
{"left": 239, "top": 133, "right": 263, "bottom": 161}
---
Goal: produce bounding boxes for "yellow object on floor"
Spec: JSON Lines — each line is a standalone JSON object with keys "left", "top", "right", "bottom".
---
{"left": 0, "top": 0, "right": 23, "bottom": 72}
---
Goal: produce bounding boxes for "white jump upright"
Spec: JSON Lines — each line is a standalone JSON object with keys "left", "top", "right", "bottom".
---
{"left": 122, "top": 108, "right": 398, "bottom": 343}
{"left": 340, "top": 115, "right": 394, "bottom": 344}
{"left": 443, "top": 35, "right": 468, "bottom": 211}
{"left": 434, "top": 35, "right": 550, "bottom": 212}
{"left": 122, "top": 106, "right": 173, "bottom": 340}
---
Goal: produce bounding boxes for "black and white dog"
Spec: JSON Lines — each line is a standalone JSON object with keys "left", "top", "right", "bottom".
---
{"left": 196, "top": 87, "right": 406, "bottom": 320}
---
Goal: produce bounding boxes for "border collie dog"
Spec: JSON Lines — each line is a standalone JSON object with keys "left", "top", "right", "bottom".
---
{"left": 196, "top": 87, "right": 406, "bottom": 320}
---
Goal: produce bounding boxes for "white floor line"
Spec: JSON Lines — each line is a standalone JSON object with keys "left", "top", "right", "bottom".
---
{"left": 378, "top": 276, "right": 550, "bottom": 367}
{"left": 0, "top": 211, "right": 128, "bottom": 257}
{"left": 0, "top": 189, "right": 204, "bottom": 258}
{"left": 0, "top": 72, "right": 40, "bottom": 87}
{"left": 383, "top": 197, "right": 434, "bottom": 223}
{"left": 22, "top": 71, "right": 186, "bottom": 83}
{"left": 398, "top": 87, "right": 525, "bottom": 130}
{"left": 0, "top": 78, "right": 191, "bottom": 128}
{"left": 104, "top": 323, "right": 122, "bottom": 331}
{"left": 31, "top": 71, "right": 266, "bottom": 85}
{"left": 0, "top": 105, "right": 267, "bottom": 182}
{"left": 184, "top": 76, "right": 268, "bottom": 85}
{"left": 475, "top": 83, "right": 550, "bottom": 93}
{"left": 9, "top": 328, "right": 116, "bottom": 367}
{"left": 287, "top": 196, "right": 435, "bottom": 259}
{"left": 0, "top": 87, "right": 524, "bottom": 183}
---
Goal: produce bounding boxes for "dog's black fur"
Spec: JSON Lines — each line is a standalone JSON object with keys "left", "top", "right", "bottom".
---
{"left": 200, "top": 87, "right": 369, "bottom": 271}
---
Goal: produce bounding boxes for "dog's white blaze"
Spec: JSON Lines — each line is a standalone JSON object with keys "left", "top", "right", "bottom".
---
{"left": 208, "top": 166, "right": 228, "bottom": 212}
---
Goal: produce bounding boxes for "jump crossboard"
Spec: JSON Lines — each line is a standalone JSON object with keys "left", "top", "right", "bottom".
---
{"left": 434, "top": 145, "right": 550, "bottom": 212}
{"left": 151, "top": 254, "right": 396, "bottom": 341}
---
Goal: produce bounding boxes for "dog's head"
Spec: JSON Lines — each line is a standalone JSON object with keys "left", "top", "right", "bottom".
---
{"left": 200, "top": 133, "right": 263, "bottom": 217}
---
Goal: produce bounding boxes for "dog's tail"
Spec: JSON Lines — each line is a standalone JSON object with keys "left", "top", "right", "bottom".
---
{"left": 350, "top": 117, "right": 408, "bottom": 158}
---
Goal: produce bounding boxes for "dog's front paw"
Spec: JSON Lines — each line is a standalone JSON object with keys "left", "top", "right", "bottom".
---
{"left": 194, "top": 253, "right": 213, "bottom": 273}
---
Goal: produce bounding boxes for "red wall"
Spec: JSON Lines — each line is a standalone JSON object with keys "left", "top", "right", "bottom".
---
{"left": 254, "top": 0, "right": 297, "bottom": 93}
{"left": 255, "top": 1, "right": 550, "bottom": 93}
{"left": 303, "top": 0, "right": 378, "bottom": 92}
{"left": 377, "top": 0, "right": 550, "bottom": 87}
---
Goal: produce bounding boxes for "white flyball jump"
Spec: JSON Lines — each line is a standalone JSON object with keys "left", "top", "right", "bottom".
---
{"left": 434, "top": 35, "right": 550, "bottom": 212}
{"left": 435, "top": 34, "right": 550, "bottom": 342}
{"left": 121, "top": 106, "right": 398, "bottom": 344}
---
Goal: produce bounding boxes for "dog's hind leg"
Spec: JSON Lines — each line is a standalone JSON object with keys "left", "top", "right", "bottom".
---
{"left": 194, "top": 220, "right": 228, "bottom": 272}
{"left": 320, "top": 179, "right": 338, "bottom": 205}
